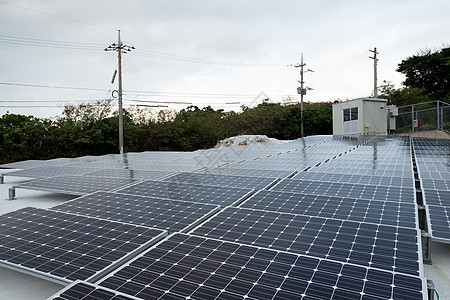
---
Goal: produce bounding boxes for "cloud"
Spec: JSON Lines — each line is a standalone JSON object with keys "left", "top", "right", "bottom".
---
{"left": 0, "top": 0, "right": 448, "bottom": 118}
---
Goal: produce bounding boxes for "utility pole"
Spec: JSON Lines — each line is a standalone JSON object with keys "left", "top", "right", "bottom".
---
{"left": 369, "top": 47, "right": 379, "bottom": 98}
{"left": 289, "top": 53, "right": 314, "bottom": 138}
{"left": 105, "top": 30, "right": 134, "bottom": 154}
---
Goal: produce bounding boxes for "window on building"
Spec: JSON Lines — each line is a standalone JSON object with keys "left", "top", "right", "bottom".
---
{"left": 343, "top": 107, "right": 358, "bottom": 122}
{"left": 351, "top": 107, "right": 358, "bottom": 121}
{"left": 343, "top": 108, "right": 350, "bottom": 121}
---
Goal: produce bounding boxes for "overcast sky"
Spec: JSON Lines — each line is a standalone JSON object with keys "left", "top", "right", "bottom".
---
{"left": 0, "top": 0, "right": 448, "bottom": 119}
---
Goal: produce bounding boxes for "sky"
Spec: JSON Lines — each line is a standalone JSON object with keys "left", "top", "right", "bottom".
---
{"left": 0, "top": 0, "right": 449, "bottom": 119}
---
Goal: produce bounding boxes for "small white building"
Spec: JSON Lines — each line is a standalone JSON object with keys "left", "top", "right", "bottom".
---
{"left": 332, "top": 98, "right": 388, "bottom": 135}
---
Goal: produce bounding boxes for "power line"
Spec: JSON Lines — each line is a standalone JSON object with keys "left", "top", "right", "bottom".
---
{"left": 0, "top": 99, "right": 110, "bottom": 103}
{"left": 0, "top": 34, "right": 102, "bottom": 50}
{"left": 0, "top": 0, "right": 114, "bottom": 31}
{"left": 131, "top": 49, "right": 277, "bottom": 67}
{"left": 0, "top": 82, "right": 107, "bottom": 91}
{"left": 0, "top": 1, "right": 290, "bottom": 55}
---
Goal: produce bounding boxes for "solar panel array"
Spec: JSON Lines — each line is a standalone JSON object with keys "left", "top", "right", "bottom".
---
{"left": 1, "top": 134, "right": 437, "bottom": 299}
{"left": 0, "top": 207, "right": 166, "bottom": 283}
{"left": 52, "top": 191, "right": 221, "bottom": 233}
{"left": 271, "top": 178, "right": 415, "bottom": 202}
{"left": 97, "top": 233, "right": 425, "bottom": 300}
{"left": 162, "top": 172, "right": 278, "bottom": 190}
{"left": 191, "top": 207, "right": 421, "bottom": 276}
{"left": 414, "top": 137, "right": 450, "bottom": 242}
{"left": 116, "top": 180, "right": 254, "bottom": 206}
{"left": 242, "top": 190, "right": 417, "bottom": 228}
{"left": 3, "top": 166, "right": 99, "bottom": 179}
{"left": 13, "top": 175, "right": 136, "bottom": 196}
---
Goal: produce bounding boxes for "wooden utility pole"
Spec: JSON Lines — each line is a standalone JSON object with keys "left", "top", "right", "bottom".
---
{"left": 369, "top": 47, "right": 379, "bottom": 98}
{"left": 290, "top": 53, "right": 314, "bottom": 137}
{"left": 105, "top": 30, "right": 134, "bottom": 154}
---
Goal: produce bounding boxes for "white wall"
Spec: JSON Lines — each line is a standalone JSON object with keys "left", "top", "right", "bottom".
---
{"left": 333, "top": 98, "right": 387, "bottom": 135}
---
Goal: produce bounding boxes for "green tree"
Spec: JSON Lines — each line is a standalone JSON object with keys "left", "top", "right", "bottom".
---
{"left": 396, "top": 46, "right": 450, "bottom": 100}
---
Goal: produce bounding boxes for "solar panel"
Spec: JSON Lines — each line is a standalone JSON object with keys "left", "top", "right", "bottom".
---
{"left": 163, "top": 172, "right": 278, "bottom": 190}
{"left": 292, "top": 172, "right": 414, "bottom": 188}
{"left": 241, "top": 190, "right": 418, "bottom": 228}
{"left": 0, "top": 207, "right": 166, "bottom": 283}
{"left": 83, "top": 168, "right": 175, "bottom": 180}
{"left": 13, "top": 175, "right": 136, "bottom": 196}
{"left": 48, "top": 280, "right": 140, "bottom": 300}
{"left": 0, "top": 159, "right": 71, "bottom": 169}
{"left": 191, "top": 207, "right": 422, "bottom": 276}
{"left": 271, "top": 178, "right": 415, "bottom": 203}
{"left": 97, "top": 233, "right": 426, "bottom": 300}
{"left": 423, "top": 189, "right": 450, "bottom": 207}
{"left": 116, "top": 180, "right": 254, "bottom": 206}
{"left": 426, "top": 205, "right": 450, "bottom": 242}
{"left": 51, "top": 191, "right": 221, "bottom": 233}
{"left": 4, "top": 166, "right": 99, "bottom": 179}
{"left": 195, "top": 167, "right": 294, "bottom": 179}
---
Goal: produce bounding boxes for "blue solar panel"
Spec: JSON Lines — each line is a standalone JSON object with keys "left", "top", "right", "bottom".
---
{"left": 271, "top": 178, "right": 415, "bottom": 203}
{"left": 116, "top": 180, "right": 254, "bottom": 206}
{"left": 427, "top": 205, "right": 450, "bottom": 241}
{"left": 163, "top": 172, "right": 278, "bottom": 190}
{"left": 0, "top": 207, "right": 166, "bottom": 283}
{"left": 191, "top": 207, "right": 422, "bottom": 276}
{"left": 13, "top": 175, "right": 135, "bottom": 196}
{"left": 97, "top": 233, "right": 426, "bottom": 300}
{"left": 241, "top": 190, "right": 418, "bottom": 228}
{"left": 51, "top": 191, "right": 221, "bottom": 233}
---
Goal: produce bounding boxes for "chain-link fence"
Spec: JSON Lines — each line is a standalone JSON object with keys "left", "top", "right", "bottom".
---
{"left": 395, "top": 100, "right": 450, "bottom": 134}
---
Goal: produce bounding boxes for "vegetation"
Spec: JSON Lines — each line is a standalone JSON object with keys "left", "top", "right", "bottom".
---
{"left": 1, "top": 45, "right": 447, "bottom": 164}
{"left": 0, "top": 101, "right": 333, "bottom": 164}
{"left": 380, "top": 46, "right": 450, "bottom": 106}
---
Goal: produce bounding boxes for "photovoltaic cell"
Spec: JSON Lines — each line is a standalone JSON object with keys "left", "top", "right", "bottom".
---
{"left": 163, "top": 172, "right": 278, "bottom": 190}
{"left": 116, "top": 180, "right": 254, "bottom": 206}
{"left": 13, "top": 175, "right": 135, "bottom": 196}
{"left": 271, "top": 178, "right": 415, "bottom": 203}
{"left": 241, "top": 190, "right": 417, "bottom": 228}
{"left": 51, "top": 191, "right": 221, "bottom": 233}
{"left": 49, "top": 280, "right": 140, "bottom": 300}
{"left": 97, "top": 233, "right": 426, "bottom": 300}
{"left": 191, "top": 207, "right": 421, "bottom": 276}
{"left": 0, "top": 207, "right": 166, "bottom": 283}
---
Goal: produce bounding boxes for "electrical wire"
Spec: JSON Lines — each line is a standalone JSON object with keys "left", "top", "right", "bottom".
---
{"left": 0, "top": 82, "right": 108, "bottom": 92}
{"left": 0, "top": 0, "right": 114, "bottom": 31}
{"left": 0, "top": 34, "right": 102, "bottom": 50}
{"left": 131, "top": 49, "right": 277, "bottom": 67}
{"left": 0, "top": 99, "right": 110, "bottom": 103}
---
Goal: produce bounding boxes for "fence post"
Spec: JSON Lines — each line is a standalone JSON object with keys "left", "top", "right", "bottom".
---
{"left": 437, "top": 101, "right": 440, "bottom": 130}
{"left": 412, "top": 104, "right": 414, "bottom": 133}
